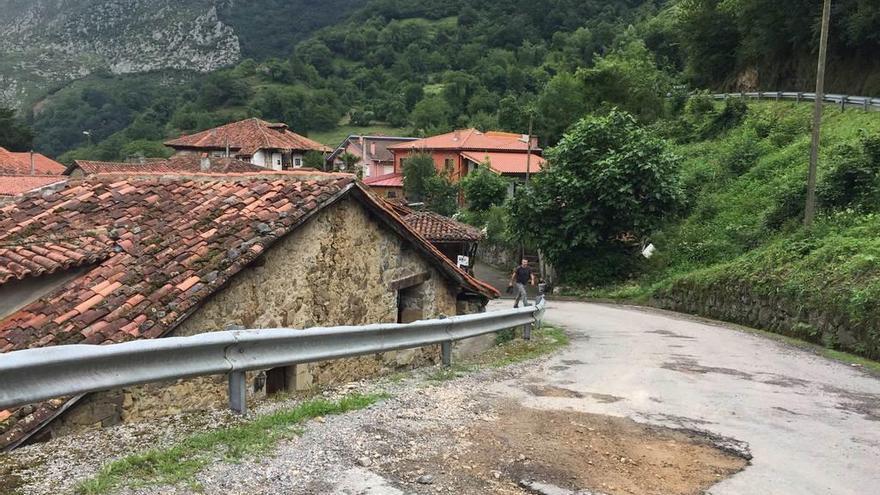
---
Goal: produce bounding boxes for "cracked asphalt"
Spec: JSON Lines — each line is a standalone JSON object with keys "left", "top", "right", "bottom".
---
{"left": 514, "top": 299, "right": 880, "bottom": 494}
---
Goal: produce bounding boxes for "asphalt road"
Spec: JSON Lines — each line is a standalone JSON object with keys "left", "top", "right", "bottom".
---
{"left": 490, "top": 299, "right": 880, "bottom": 494}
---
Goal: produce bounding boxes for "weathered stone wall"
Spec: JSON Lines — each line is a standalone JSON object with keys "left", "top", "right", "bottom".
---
{"left": 49, "top": 197, "right": 467, "bottom": 434}
{"left": 652, "top": 280, "right": 879, "bottom": 360}
{"left": 477, "top": 242, "right": 519, "bottom": 270}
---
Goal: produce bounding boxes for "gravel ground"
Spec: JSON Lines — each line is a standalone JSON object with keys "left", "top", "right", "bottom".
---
{"left": 4, "top": 343, "right": 745, "bottom": 495}
{"left": 3, "top": 356, "right": 541, "bottom": 495}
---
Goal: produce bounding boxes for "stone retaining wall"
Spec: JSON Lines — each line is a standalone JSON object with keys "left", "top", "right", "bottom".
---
{"left": 652, "top": 279, "right": 879, "bottom": 360}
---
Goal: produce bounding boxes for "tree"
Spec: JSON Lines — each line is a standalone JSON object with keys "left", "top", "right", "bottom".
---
{"left": 410, "top": 95, "right": 453, "bottom": 134}
{"left": 509, "top": 109, "right": 684, "bottom": 282}
{"left": 337, "top": 151, "right": 362, "bottom": 176}
{"left": 303, "top": 150, "right": 326, "bottom": 169}
{"left": 461, "top": 165, "right": 508, "bottom": 211}
{"left": 424, "top": 172, "right": 459, "bottom": 216}
{"left": 0, "top": 107, "right": 34, "bottom": 151}
{"left": 578, "top": 39, "right": 673, "bottom": 122}
{"left": 534, "top": 72, "right": 589, "bottom": 145}
{"left": 402, "top": 152, "right": 437, "bottom": 202}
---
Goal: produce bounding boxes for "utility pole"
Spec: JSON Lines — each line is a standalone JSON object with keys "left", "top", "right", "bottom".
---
{"left": 525, "top": 116, "right": 533, "bottom": 184}
{"left": 805, "top": 0, "right": 832, "bottom": 228}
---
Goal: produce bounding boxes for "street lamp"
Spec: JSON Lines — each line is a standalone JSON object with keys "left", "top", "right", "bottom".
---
{"left": 82, "top": 130, "right": 93, "bottom": 147}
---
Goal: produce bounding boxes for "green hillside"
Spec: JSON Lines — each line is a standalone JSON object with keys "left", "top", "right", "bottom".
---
{"left": 585, "top": 100, "right": 880, "bottom": 359}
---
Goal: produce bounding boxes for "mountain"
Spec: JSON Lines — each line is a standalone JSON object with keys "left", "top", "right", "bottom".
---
{"left": 0, "top": 0, "right": 364, "bottom": 109}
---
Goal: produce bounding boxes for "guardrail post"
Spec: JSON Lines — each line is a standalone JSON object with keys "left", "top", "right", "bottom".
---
{"left": 864, "top": 98, "right": 870, "bottom": 112}
{"left": 841, "top": 96, "right": 847, "bottom": 111}
{"left": 796, "top": 93, "right": 802, "bottom": 103}
{"left": 523, "top": 323, "right": 532, "bottom": 341}
{"left": 441, "top": 341, "right": 452, "bottom": 367}
{"left": 228, "top": 371, "right": 246, "bottom": 414}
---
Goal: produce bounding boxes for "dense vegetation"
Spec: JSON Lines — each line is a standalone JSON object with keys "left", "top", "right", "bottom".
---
{"left": 573, "top": 101, "right": 880, "bottom": 358}
{"left": 14, "top": 0, "right": 880, "bottom": 162}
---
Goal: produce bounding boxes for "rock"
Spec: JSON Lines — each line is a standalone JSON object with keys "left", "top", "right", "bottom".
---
{"left": 416, "top": 474, "right": 434, "bottom": 484}
{"left": 357, "top": 456, "right": 372, "bottom": 467}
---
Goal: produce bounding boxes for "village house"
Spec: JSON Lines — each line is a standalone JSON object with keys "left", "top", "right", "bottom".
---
{"left": 362, "top": 172, "right": 405, "bottom": 200}
{"left": 164, "top": 118, "right": 331, "bottom": 170}
{"left": 0, "top": 146, "right": 67, "bottom": 202}
{"left": 0, "top": 171, "right": 497, "bottom": 450}
{"left": 388, "top": 202, "right": 484, "bottom": 273}
{"left": 387, "top": 129, "right": 545, "bottom": 188}
{"left": 327, "top": 135, "right": 418, "bottom": 178}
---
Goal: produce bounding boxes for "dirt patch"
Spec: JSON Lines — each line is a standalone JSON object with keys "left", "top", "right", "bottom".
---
{"left": 561, "top": 359, "right": 586, "bottom": 365}
{"left": 385, "top": 402, "right": 747, "bottom": 495}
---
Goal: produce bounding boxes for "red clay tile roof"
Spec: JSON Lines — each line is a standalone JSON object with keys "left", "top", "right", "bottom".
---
{"left": 0, "top": 147, "right": 66, "bottom": 176}
{"left": 402, "top": 211, "right": 484, "bottom": 242}
{"left": 460, "top": 151, "right": 546, "bottom": 175}
{"left": 72, "top": 156, "right": 266, "bottom": 175}
{"left": 0, "top": 172, "right": 497, "bottom": 450}
{"left": 387, "top": 129, "right": 540, "bottom": 153}
{"left": 362, "top": 172, "right": 404, "bottom": 187}
{"left": 0, "top": 175, "right": 67, "bottom": 197}
{"left": 164, "top": 118, "right": 331, "bottom": 155}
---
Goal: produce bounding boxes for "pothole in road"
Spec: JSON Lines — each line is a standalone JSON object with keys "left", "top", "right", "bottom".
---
{"left": 661, "top": 357, "right": 753, "bottom": 380}
{"left": 525, "top": 385, "right": 625, "bottom": 404}
{"left": 647, "top": 329, "right": 696, "bottom": 340}
{"left": 383, "top": 402, "right": 748, "bottom": 495}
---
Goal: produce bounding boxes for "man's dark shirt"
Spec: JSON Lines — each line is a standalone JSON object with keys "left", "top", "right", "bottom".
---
{"left": 515, "top": 266, "right": 533, "bottom": 285}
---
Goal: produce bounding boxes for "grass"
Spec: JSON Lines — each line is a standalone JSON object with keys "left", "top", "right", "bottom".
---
{"left": 76, "top": 393, "right": 388, "bottom": 495}
{"left": 308, "top": 124, "right": 411, "bottom": 148}
{"left": 482, "top": 325, "right": 570, "bottom": 367}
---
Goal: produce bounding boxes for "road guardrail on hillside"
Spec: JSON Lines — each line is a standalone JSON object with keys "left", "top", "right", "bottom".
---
{"left": 710, "top": 91, "right": 880, "bottom": 111}
{"left": 0, "top": 298, "right": 545, "bottom": 414}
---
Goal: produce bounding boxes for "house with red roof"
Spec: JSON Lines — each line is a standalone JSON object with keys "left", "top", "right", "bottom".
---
{"left": 0, "top": 146, "right": 67, "bottom": 201}
{"left": 0, "top": 170, "right": 497, "bottom": 450}
{"left": 387, "top": 129, "right": 545, "bottom": 188}
{"left": 164, "top": 118, "right": 331, "bottom": 170}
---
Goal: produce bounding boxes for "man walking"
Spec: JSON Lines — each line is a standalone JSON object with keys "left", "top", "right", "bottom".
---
{"left": 509, "top": 258, "right": 536, "bottom": 308}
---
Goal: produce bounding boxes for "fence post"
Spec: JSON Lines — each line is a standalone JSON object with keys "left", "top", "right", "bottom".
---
{"left": 441, "top": 341, "right": 452, "bottom": 367}
{"left": 228, "top": 370, "right": 247, "bottom": 414}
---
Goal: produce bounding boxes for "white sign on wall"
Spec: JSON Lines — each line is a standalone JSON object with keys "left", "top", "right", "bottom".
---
{"left": 457, "top": 255, "right": 470, "bottom": 268}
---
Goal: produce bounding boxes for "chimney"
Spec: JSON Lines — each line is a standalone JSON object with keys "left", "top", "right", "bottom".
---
{"left": 370, "top": 142, "right": 376, "bottom": 156}
{"left": 29, "top": 150, "right": 35, "bottom": 175}
{"left": 200, "top": 156, "right": 211, "bottom": 172}
{"left": 138, "top": 155, "right": 145, "bottom": 164}
{"left": 453, "top": 129, "right": 460, "bottom": 141}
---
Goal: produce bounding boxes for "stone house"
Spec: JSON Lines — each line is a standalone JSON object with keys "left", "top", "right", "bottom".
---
{"left": 327, "top": 135, "right": 418, "bottom": 178}
{"left": 0, "top": 170, "right": 497, "bottom": 450}
{"left": 164, "top": 118, "right": 331, "bottom": 170}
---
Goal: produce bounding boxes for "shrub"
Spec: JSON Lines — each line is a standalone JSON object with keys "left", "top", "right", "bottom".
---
{"left": 818, "top": 133, "right": 880, "bottom": 211}
{"left": 403, "top": 152, "right": 437, "bottom": 203}
{"left": 460, "top": 165, "right": 508, "bottom": 211}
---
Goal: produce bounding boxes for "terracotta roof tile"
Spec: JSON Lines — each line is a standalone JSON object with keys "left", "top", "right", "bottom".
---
{"left": 460, "top": 151, "right": 546, "bottom": 175}
{"left": 362, "top": 172, "right": 403, "bottom": 187}
{"left": 0, "top": 147, "right": 66, "bottom": 175}
{"left": 0, "top": 175, "right": 67, "bottom": 197}
{"left": 402, "top": 211, "right": 484, "bottom": 242}
{"left": 72, "top": 156, "right": 266, "bottom": 175}
{"left": 387, "top": 129, "right": 540, "bottom": 153}
{"left": 164, "top": 118, "right": 331, "bottom": 155}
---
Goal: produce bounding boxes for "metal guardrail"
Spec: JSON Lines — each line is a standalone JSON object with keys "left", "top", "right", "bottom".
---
{"left": 0, "top": 298, "right": 546, "bottom": 414}
{"left": 710, "top": 91, "right": 880, "bottom": 111}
